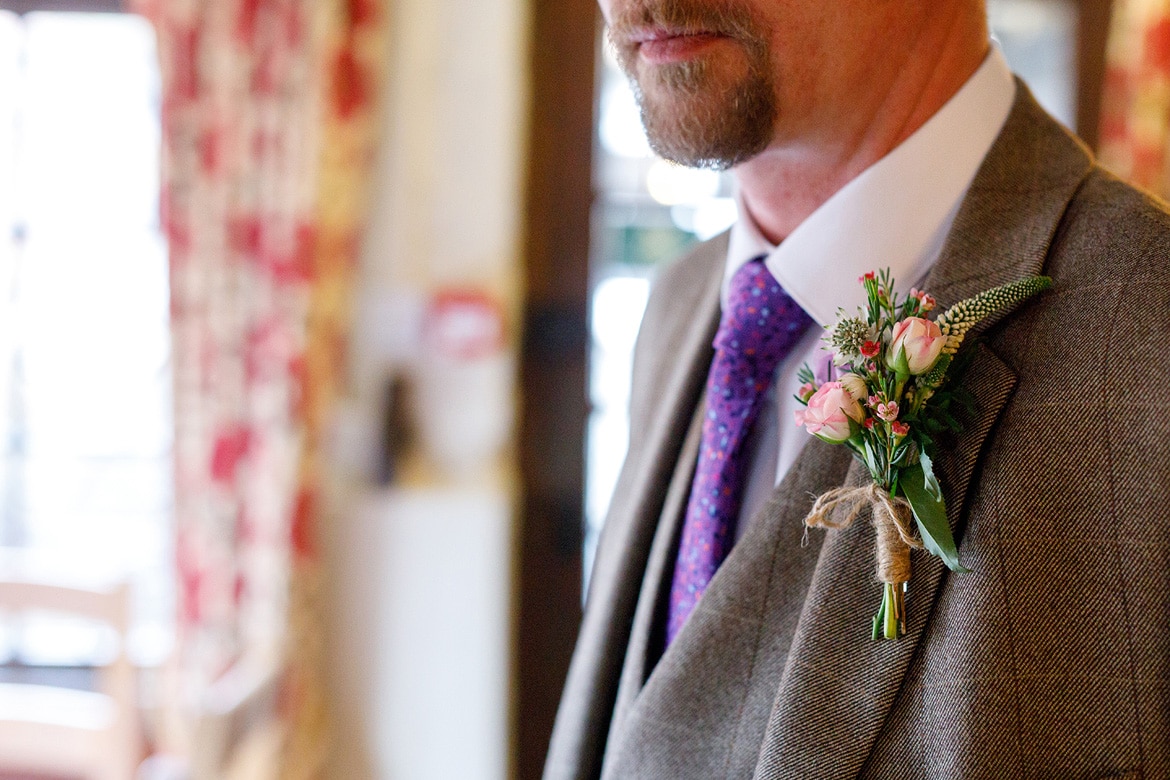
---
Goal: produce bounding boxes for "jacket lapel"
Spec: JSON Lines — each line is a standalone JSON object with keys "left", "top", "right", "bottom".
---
{"left": 603, "top": 439, "right": 855, "bottom": 780}
{"left": 607, "top": 387, "right": 703, "bottom": 739}
{"left": 545, "top": 235, "right": 725, "bottom": 780}
{"left": 752, "top": 83, "right": 1094, "bottom": 779}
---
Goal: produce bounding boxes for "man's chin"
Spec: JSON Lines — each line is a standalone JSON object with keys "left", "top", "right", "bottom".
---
{"left": 619, "top": 42, "right": 774, "bottom": 168}
{"left": 636, "top": 83, "right": 774, "bottom": 170}
{"left": 646, "top": 135, "right": 762, "bottom": 171}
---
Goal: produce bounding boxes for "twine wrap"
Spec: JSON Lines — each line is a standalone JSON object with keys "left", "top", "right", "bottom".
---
{"left": 804, "top": 484, "right": 922, "bottom": 585}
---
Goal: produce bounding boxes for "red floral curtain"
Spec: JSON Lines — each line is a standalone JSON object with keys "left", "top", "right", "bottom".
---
{"left": 131, "top": 0, "right": 386, "bottom": 771}
{"left": 1100, "top": 0, "right": 1170, "bottom": 194}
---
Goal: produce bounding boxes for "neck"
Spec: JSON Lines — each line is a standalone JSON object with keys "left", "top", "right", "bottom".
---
{"left": 735, "top": 10, "right": 989, "bottom": 244}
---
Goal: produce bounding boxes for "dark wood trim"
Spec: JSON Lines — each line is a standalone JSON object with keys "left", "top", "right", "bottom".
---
{"left": 0, "top": 0, "right": 123, "bottom": 13}
{"left": 1076, "top": 0, "right": 1114, "bottom": 151}
{"left": 516, "top": 1, "right": 598, "bottom": 778}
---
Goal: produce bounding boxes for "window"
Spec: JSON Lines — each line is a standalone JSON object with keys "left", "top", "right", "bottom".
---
{"left": 0, "top": 8, "right": 171, "bottom": 667}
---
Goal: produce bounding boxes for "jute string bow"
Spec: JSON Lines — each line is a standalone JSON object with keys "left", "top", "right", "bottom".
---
{"left": 804, "top": 484, "right": 923, "bottom": 636}
{"left": 804, "top": 484, "right": 922, "bottom": 583}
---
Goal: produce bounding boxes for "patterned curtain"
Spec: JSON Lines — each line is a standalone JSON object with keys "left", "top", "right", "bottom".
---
{"left": 130, "top": 0, "right": 386, "bottom": 772}
{"left": 1100, "top": 0, "right": 1170, "bottom": 193}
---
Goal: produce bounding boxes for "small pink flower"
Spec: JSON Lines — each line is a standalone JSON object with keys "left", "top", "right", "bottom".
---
{"left": 891, "top": 421, "right": 910, "bottom": 437}
{"left": 794, "top": 381, "right": 864, "bottom": 443}
{"left": 888, "top": 316, "right": 945, "bottom": 374}
{"left": 859, "top": 271, "right": 876, "bottom": 284}
{"left": 863, "top": 417, "right": 875, "bottom": 431}
{"left": 861, "top": 340, "right": 880, "bottom": 358}
{"left": 797, "top": 382, "right": 817, "bottom": 402}
{"left": 875, "top": 401, "right": 899, "bottom": 422}
{"left": 909, "top": 287, "right": 936, "bottom": 313}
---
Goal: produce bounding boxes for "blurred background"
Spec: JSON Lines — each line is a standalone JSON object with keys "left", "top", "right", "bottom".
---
{"left": 0, "top": 0, "right": 1164, "bottom": 777}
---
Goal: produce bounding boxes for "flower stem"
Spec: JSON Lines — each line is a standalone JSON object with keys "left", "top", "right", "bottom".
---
{"left": 873, "top": 582, "right": 907, "bottom": 640}
{"left": 884, "top": 584, "right": 899, "bottom": 639}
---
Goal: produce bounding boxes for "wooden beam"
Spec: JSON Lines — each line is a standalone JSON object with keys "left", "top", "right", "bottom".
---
{"left": 517, "top": 0, "right": 598, "bottom": 778}
{"left": 1076, "top": 0, "right": 1114, "bottom": 151}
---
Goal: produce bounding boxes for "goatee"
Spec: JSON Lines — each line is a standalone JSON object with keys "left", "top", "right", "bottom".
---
{"left": 608, "top": 0, "right": 776, "bottom": 170}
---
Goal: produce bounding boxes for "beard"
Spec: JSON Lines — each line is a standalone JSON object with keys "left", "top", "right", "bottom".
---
{"left": 608, "top": 0, "right": 776, "bottom": 170}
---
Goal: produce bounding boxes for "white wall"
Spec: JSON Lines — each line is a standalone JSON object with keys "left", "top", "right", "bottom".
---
{"left": 328, "top": 487, "right": 513, "bottom": 780}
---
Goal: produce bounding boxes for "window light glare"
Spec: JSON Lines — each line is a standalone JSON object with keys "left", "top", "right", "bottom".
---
{"left": 599, "top": 77, "right": 652, "bottom": 159}
{"left": 646, "top": 159, "right": 721, "bottom": 206}
{"left": 691, "top": 197, "right": 739, "bottom": 239}
{"left": 591, "top": 276, "right": 650, "bottom": 354}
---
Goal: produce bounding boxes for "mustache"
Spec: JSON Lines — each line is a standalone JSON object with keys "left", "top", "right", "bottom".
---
{"left": 607, "top": 0, "right": 764, "bottom": 43}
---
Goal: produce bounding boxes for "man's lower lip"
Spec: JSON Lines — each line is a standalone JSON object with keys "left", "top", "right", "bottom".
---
{"left": 638, "top": 33, "right": 723, "bottom": 64}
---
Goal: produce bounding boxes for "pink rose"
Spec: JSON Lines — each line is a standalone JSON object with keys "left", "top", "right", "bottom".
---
{"left": 794, "top": 381, "right": 864, "bottom": 443}
{"left": 887, "top": 316, "right": 945, "bottom": 375}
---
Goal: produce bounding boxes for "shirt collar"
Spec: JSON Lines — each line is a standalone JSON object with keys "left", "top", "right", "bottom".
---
{"left": 725, "top": 46, "right": 1016, "bottom": 327}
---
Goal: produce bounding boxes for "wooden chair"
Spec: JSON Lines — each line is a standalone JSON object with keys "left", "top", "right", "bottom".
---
{"left": 0, "top": 579, "right": 141, "bottom": 780}
{"left": 140, "top": 650, "right": 285, "bottom": 780}
{"left": 188, "top": 653, "right": 283, "bottom": 780}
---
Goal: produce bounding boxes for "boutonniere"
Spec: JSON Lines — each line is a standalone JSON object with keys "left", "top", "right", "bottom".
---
{"left": 793, "top": 269, "right": 1050, "bottom": 640}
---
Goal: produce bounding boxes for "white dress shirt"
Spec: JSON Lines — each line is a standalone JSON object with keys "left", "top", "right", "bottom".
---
{"left": 727, "top": 47, "right": 1017, "bottom": 537}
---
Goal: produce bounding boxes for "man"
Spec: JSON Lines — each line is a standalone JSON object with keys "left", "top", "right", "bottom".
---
{"left": 547, "top": 0, "right": 1170, "bottom": 778}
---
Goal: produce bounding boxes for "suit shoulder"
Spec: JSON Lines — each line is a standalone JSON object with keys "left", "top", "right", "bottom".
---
{"left": 1001, "top": 164, "right": 1170, "bottom": 401}
{"left": 1049, "top": 165, "right": 1170, "bottom": 285}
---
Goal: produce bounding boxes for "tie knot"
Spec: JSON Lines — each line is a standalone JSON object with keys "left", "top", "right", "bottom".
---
{"left": 715, "top": 258, "right": 814, "bottom": 373}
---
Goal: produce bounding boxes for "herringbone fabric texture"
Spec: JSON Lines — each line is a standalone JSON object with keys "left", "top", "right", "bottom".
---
{"left": 667, "top": 259, "right": 813, "bottom": 646}
{"left": 545, "top": 83, "right": 1170, "bottom": 780}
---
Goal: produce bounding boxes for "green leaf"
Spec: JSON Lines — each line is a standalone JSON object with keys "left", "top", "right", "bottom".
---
{"left": 863, "top": 438, "right": 879, "bottom": 476}
{"left": 918, "top": 450, "right": 942, "bottom": 501}
{"left": 899, "top": 463, "right": 968, "bottom": 573}
{"left": 796, "top": 362, "right": 816, "bottom": 387}
{"left": 890, "top": 442, "right": 910, "bottom": 468}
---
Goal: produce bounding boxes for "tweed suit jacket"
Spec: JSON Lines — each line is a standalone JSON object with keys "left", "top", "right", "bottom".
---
{"left": 545, "top": 83, "right": 1170, "bottom": 780}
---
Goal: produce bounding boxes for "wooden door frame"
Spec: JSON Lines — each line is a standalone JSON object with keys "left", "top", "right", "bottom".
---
{"left": 1076, "top": 0, "right": 1113, "bottom": 150}
{"left": 517, "top": 1, "right": 598, "bottom": 778}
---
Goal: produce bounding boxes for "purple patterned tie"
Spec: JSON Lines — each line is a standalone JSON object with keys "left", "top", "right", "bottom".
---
{"left": 666, "top": 257, "right": 814, "bottom": 646}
